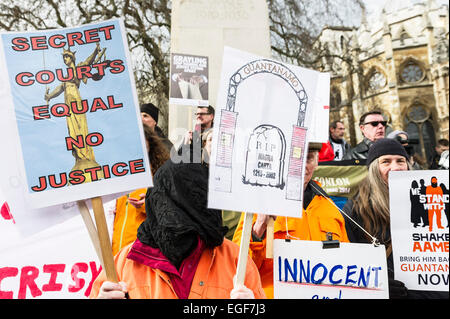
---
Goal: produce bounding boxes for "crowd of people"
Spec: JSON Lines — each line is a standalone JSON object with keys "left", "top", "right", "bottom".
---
{"left": 89, "top": 104, "right": 448, "bottom": 300}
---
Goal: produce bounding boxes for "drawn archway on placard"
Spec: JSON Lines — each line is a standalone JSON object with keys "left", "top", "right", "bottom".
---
{"left": 214, "top": 59, "right": 309, "bottom": 201}
{"left": 225, "top": 59, "right": 308, "bottom": 126}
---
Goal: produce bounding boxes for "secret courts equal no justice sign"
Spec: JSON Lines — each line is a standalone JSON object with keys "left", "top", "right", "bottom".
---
{"left": 0, "top": 19, "right": 152, "bottom": 208}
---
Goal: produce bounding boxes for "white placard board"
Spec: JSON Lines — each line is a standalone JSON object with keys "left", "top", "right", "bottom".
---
{"left": 389, "top": 170, "right": 449, "bottom": 292}
{"left": 208, "top": 47, "right": 329, "bottom": 217}
{"left": 0, "top": 188, "right": 101, "bottom": 299}
{"left": 273, "top": 239, "right": 389, "bottom": 299}
{"left": 169, "top": 53, "right": 209, "bottom": 107}
{"left": 0, "top": 18, "right": 152, "bottom": 209}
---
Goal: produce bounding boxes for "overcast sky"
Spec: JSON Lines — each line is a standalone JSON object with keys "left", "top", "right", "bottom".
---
{"left": 364, "top": 0, "right": 449, "bottom": 17}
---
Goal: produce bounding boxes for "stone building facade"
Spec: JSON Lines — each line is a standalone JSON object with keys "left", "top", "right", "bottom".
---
{"left": 318, "top": 0, "right": 449, "bottom": 162}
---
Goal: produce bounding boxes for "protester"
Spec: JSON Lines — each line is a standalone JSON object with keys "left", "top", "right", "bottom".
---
{"left": 387, "top": 130, "right": 424, "bottom": 170}
{"left": 318, "top": 141, "right": 335, "bottom": 162}
{"left": 232, "top": 142, "right": 349, "bottom": 298}
{"left": 329, "top": 120, "right": 350, "bottom": 160}
{"left": 140, "top": 102, "right": 159, "bottom": 132}
{"left": 342, "top": 138, "right": 447, "bottom": 299}
{"left": 438, "top": 149, "right": 449, "bottom": 169}
{"left": 184, "top": 105, "right": 214, "bottom": 144}
{"left": 429, "top": 138, "right": 449, "bottom": 169}
{"left": 90, "top": 160, "right": 266, "bottom": 299}
{"left": 140, "top": 102, "right": 173, "bottom": 152}
{"left": 178, "top": 105, "right": 214, "bottom": 162}
{"left": 344, "top": 110, "right": 386, "bottom": 160}
{"left": 111, "top": 126, "right": 170, "bottom": 256}
{"left": 201, "top": 127, "right": 214, "bottom": 165}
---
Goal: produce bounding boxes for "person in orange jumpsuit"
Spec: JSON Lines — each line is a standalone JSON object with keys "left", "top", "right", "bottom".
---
{"left": 91, "top": 161, "right": 265, "bottom": 299}
{"left": 426, "top": 176, "right": 445, "bottom": 232}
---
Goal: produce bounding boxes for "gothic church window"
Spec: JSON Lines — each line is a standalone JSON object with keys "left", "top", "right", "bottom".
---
{"left": 401, "top": 61, "right": 424, "bottom": 83}
{"left": 404, "top": 104, "right": 436, "bottom": 161}
{"left": 330, "top": 87, "right": 341, "bottom": 109}
{"left": 368, "top": 70, "right": 386, "bottom": 92}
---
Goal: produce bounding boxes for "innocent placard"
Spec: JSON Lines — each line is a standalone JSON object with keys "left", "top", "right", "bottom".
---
{"left": 273, "top": 239, "right": 389, "bottom": 299}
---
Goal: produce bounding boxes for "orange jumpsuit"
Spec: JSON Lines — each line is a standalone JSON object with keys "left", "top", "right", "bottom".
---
{"left": 426, "top": 184, "right": 444, "bottom": 231}
{"left": 89, "top": 239, "right": 266, "bottom": 299}
{"left": 111, "top": 189, "right": 147, "bottom": 256}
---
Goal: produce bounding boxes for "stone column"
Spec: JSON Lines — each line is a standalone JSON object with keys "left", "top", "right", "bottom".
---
{"left": 169, "top": 0, "right": 271, "bottom": 147}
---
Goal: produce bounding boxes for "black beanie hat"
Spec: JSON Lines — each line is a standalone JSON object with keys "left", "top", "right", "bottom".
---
{"left": 140, "top": 103, "right": 159, "bottom": 123}
{"left": 367, "top": 138, "right": 409, "bottom": 166}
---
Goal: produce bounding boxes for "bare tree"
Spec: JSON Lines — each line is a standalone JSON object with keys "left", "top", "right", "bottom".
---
{"left": 268, "top": 0, "right": 365, "bottom": 70}
{"left": 0, "top": 0, "right": 172, "bottom": 131}
{"left": 0, "top": 0, "right": 366, "bottom": 132}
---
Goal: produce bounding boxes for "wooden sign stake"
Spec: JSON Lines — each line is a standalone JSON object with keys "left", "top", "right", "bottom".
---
{"left": 91, "top": 196, "right": 119, "bottom": 283}
{"left": 234, "top": 212, "right": 253, "bottom": 287}
{"left": 265, "top": 217, "right": 274, "bottom": 259}
{"left": 77, "top": 200, "right": 104, "bottom": 268}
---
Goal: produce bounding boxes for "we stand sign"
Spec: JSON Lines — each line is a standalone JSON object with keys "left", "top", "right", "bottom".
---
{"left": 0, "top": 19, "right": 152, "bottom": 208}
{"left": 389, "top": 170, "right": 449, "bottom": 292}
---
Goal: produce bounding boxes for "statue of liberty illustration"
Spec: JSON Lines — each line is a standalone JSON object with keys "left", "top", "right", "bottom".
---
{"left": 44, "top": 43, "right": 106, "bottom": 183}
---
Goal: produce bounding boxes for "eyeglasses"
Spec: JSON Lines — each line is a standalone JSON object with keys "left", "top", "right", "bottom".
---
{"left": 362, "top": 121, "right": 387, "bottom": 127}
{"left": 195, "top": 112, "right": 211, "bottom": 116}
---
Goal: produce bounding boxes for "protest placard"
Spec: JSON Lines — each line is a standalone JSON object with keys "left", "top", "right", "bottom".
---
{"left": 170, "top": 53, "right": 209, "bottom": 107}
{"left": 0, "top": 219, "right": 101, "bottom": 299}
{"left": 0, "top": 18, "right": 152, "bottom": 209}
{"left": 0, "top": 188, "right": 101, "bottom": 299}
{"left": 312, "top": 161, "right": 368, "bottom": 209}
{"left": 273, "top": 239, "right": 389, "bottom": 299}
{"left": 389, "top": 170, "right": 449, "bottom": 292}
{"left": 208, "top": 47, "right": 329, "bottom": 218}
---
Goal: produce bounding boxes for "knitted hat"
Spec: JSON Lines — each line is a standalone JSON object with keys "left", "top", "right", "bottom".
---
{"left": 140, "top": 103, "right": 159, "bottom": 123}
{"left": 367, "top": 138, "right": 409, "bottom": 165}
{"left": 387, "top": 130, "right": 409, "bottom": 140}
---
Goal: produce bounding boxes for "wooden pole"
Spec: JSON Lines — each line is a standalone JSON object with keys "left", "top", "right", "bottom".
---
{"left": 234, "top": 212, "right": 253, "bottom": 287}
{"left": 77, "top": 200, "right": 104, "bottom": 268}
{"left": 91, "top": 196, "right": 118, "bottom": 283}
{"left": 265, "top": 217, "right": 274, "bottom": 259}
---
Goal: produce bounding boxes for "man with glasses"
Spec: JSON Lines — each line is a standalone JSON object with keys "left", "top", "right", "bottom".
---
{"left": 178, "top": 105, "right": 215, "bottom": 163}
{"left": 344, "top": 110, "right": 387, "bottom": 160}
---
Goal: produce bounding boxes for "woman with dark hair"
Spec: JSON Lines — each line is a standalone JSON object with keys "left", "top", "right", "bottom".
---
{"left": 111, "top": 126, "right": 170, "bottom": 256}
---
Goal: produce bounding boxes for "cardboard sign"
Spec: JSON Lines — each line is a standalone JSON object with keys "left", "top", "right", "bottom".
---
{"left": 208, "top": 47, "right": 329, "bottom": 218}
{"left": 313, "top": 163, "right": 368, "bottom": 199}
{"left": 0, "top": 19, "right": 152, "bottom": 209}
{"left": 273, "top": 239, "right": 389, "bottom": 299}
{"left": 389, "top": 170, "right": 449, "bottom": 292}
{"left": 170, "top": 53, "right": 209, "bottom": 106}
